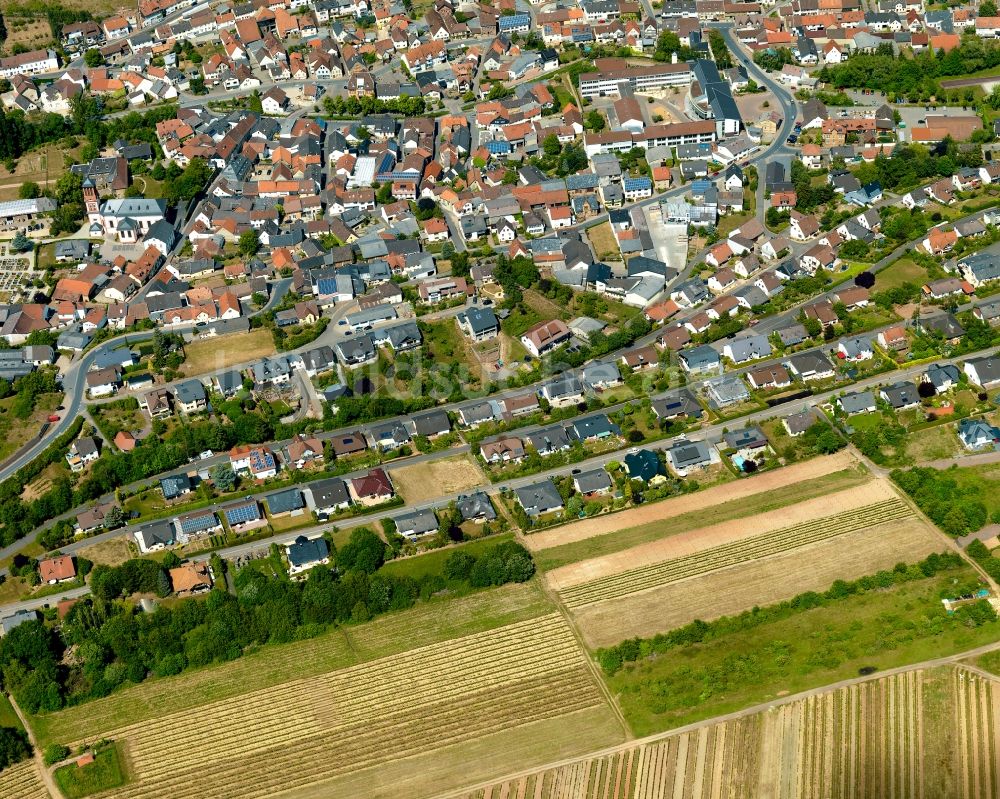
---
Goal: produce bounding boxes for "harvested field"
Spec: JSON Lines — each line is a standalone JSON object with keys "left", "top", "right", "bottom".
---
{"left": 547, "top": 478, "right": 897, "bottom": 593}
{"left": 453, "top": 668, "right": 976, "bottom": 799}
{"left": 528, "top": 452, "right": 861, "bottom": 557}
{"left": 80, "top": 614, "right": 616, "bottom": 799}
{"left": 0, "top": 759, "right": 49, "bottom": 799}
{"left": 32, "top": 582, "right": 552, "bottom": 747}
{"left": 389, "top": 453, "right": 486, "bottom": 503}
{"left": 573, "top": 516, "right": 943, "bottom": 649}
{"left": 179, "top": 328, "right": 276, "bottom": 377}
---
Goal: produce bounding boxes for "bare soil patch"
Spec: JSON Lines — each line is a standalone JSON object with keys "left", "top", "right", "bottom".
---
{"left": 545, "top": 478, "right": 896, "bottom": 592}
{"left": 528, "top": 452, "right": 858, "bottom": 553}
{"left": 573, "top": 517, "right": 945, "bottom": 648}
{"left": 180, "top": 328, "right": 276, "bottom": 377}
{"left": 389, "top": 453, "right": 486, "bottom": 504}
{"left": 75, "top": 536, "right": 134, "bottom": 567}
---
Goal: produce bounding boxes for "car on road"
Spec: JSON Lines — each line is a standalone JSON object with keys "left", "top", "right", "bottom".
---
{"left": 199, "top": 450, "right": 214, "bottom": 460}
{"left": 786, "top": 135, "right": 798, "bottom": 144}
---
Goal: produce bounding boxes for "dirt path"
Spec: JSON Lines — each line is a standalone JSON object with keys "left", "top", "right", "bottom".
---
{"left": 9, "top": 693, "right": 61, "bottom": 799}
{"left": 545, "top": 480, "right": 897, "bottom": 592}
{"left": 525, "top": 452, "right": 858, "bottom": 553}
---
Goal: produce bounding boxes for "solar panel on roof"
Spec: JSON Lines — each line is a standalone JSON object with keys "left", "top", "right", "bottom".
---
{"left": 224, "top": 503, "right": 260, "bottom": 525}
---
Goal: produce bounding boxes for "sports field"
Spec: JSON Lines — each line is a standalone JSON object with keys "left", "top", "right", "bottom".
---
{"left": 456, "top": 666, "right": 999, "bottom": 799}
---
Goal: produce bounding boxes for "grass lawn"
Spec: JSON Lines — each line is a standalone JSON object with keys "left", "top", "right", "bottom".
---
{"left": 607, "top": 564, "right": 1000, "bottom": 736}
{"left": 500, "top": 304, "right": 545, "bottom": 338}
{"left": 0, "top": 391, "right": 62, "bottom": 464}
{"left": 905, "top": 423, "right": 961, "bottom": 463}
{"left": 586, "top": 221, "right": 622, "bottom": 261}
{"left": 54, "top": 744, "right": 127, "bottom": 798}
{"left": 180, "top": 328, "right": 275, "bottom": 377}
{"left": 29, "top": 581, "right": 553, "bottom": 746}
{"left": 132, "top": 175, "right": 165, "bottom": 199}
{"left": 420, "top": 319, "right": 479, "bottom": 379}
{"left": 716, "top": 211, "right": 752, "bottom": 238}
{"left": 380, "top": 533, "right": 514, "bottom": 582}
{"left": 0, "top": 693, "right": 23, "bottom": 730}
{"left": 266, "top": 512, "right": 314, "bottom": 533}
{"left": 875, "top": 257, "right": 926, "bottom": 292}
{"left": 533, "top": 467, "right": 869, "bottom": 572}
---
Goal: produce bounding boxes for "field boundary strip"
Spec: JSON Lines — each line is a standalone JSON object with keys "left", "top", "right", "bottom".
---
{"left": 558, "top": 499, "right": 913, "bottom": 608}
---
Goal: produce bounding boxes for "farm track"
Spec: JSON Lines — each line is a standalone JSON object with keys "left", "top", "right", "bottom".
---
{"left": 0, "top": 759, "right": 49, "bottom": 799}
{"left": 458, "top": 669, "right": 947, "bottom": 799}
{"left": 89, "top": 614, "right": 606, "bottom": 799}
{"left": 559, "top": 499, "right": 912, "bottom": 608}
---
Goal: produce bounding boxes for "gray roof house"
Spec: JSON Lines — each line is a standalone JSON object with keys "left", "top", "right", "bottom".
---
{"left": 666, "top": 439, "right": 712, "bottom": 475}
{"left": 527, "top": 425, "right": 572, "bottom": 454}
{"left": 959, "top": 417, "right": 1000, "bottom": 451}
{"left": 723, "top": 334, "right": 771, "bottom": 364}
{"left": 783, "top": 409, "right": 817, "bottom": 436}
{"left": 839, "top": 390, "right": 877, "bottom": 415}
{"left": 265, "top": 487, "right": 305, "bottom": 515}
{"left": 924, "top": 363, "right": 960, "bottom": 393}
{"left": 134, "top": 519, "right": 176, "bottom": 553}
{"left": 706, "top": 375, "right": 750, "bottom": 407}
{"left": 573, "top": 468, "right": 613, "bottom": 495}
{"left": 515, "top": 479, "right": 564, "bottom": 517}
{"left": 407, "top": 409, "right": 451, "bottom": 437}
{"left": 456, "top": 491, "right": 497, "bottom": 522}
{"left": 964, "top": 355, "right": 1000, "bottom": 388}
{"left": 679, "top": 344, "right": 722, "bottom": 374}
{"left": 880, "top": 381, "right": 920, "bottom": 410}
{"left": 651, "top": 389, "right": 703, "bottom": 420}
{"left": 286, "top": 535, "right": 330, "bottom": 574}
{"left": 1, "top": 609, "right": 39, "bottom": 636}
{"left": 393, "top": 508, "right": 438, "bottom": 539}
{"left": 582, "top": 361, "right": 622, "bottom": 390}
{"left": 569, "top": 414, "right": 620, "bottom": 441}
{"left": 309, "top": 477, "right": 351, "bottom": 515}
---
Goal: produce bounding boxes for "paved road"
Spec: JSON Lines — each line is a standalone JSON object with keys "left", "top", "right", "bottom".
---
{"left": 6, "top": 335, "right": 998, "bottom": 615}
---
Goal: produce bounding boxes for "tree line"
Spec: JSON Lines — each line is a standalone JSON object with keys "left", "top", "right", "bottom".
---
{"left": 0, "top": 533, "right": 534, "bottom": 713}
{"left": 819, "top": 39, "right": 1000, "bottom": 102}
